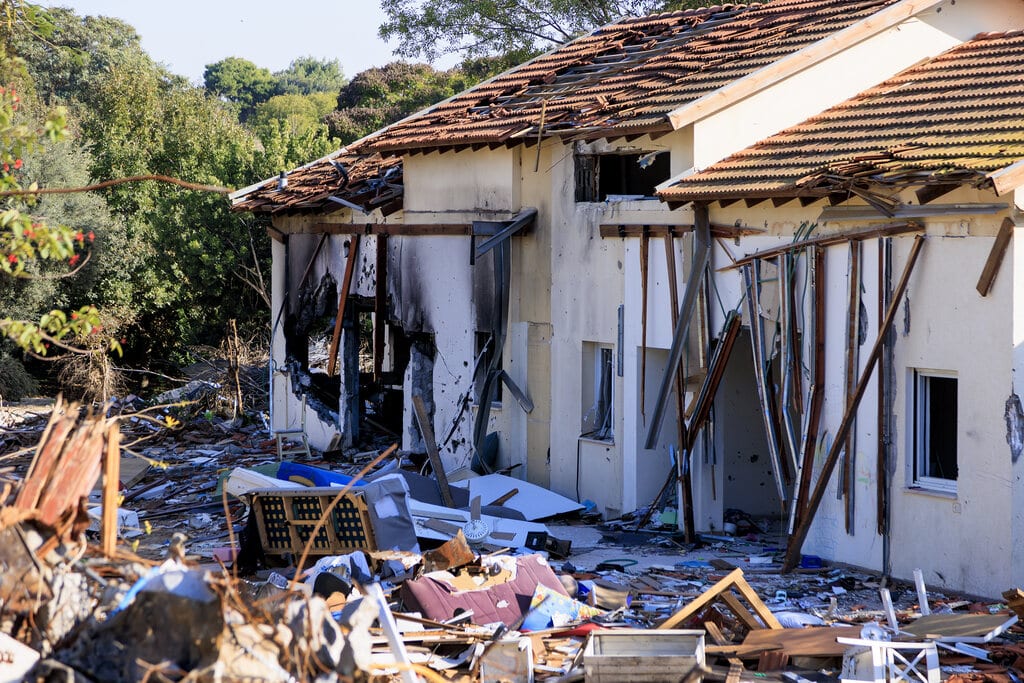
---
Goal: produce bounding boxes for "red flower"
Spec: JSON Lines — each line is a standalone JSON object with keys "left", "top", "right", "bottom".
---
{"left": 74, "top": 231, "right": 84, "bottom": 243}
{"left": 13, "top": 159, "right": 21, "bottom": 169}
{"left": 69, "top": 254, "right": 80, "bottom": 266}
{"left": 71, "top": 312, "right": 78, "bottom": 320}
{"left": 87, "top": 231, "right": 95, "bottom": 242}
{"left": 3, "top": 164, "right": 10, "bottom": 173}
{"left": 6, "top": 253, "right": 16, "bottom": 264}
{"left": 91, "top": 326, "right": 101, "bottom": 334}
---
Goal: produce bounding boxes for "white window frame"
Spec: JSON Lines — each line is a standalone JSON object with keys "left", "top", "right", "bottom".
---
{"left": 910, "top": 369, "right": 958, "bottom": 494}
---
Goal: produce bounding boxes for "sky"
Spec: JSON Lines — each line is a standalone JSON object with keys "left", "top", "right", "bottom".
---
{"left": 47, "top": 1, "right": 453, "bottom": 85}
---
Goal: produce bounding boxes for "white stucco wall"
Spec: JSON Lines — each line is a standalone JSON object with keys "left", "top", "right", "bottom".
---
{"left": 696, "top": 192, "right": 1016, "bottom": 597}
{"left": 691, "top": 0, "right": 1024, "bottom": 169}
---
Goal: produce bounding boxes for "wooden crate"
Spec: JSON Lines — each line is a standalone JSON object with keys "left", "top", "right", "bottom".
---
{"left": 583, "top": 629, "right": 704, "bottom": 683}
{"left": 251, "top": 487, "right": 376, "bottom": 556}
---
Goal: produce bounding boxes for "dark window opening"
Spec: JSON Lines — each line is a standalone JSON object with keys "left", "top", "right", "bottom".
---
{"left": 913, "top": 372, "right": 958, "bottom": 489}
{"left": 575, "top": 151, "right": 671, "bottom": 202}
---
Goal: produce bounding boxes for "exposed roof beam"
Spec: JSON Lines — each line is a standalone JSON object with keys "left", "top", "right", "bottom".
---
{"left": 720, "top": 221, "right": 923, "bottom": 270}
{"left": 666, "top": 0, "right": 945, "bottom": 130}
{"left": 819, "top": 202, "right": 1008, "bottom": 222}
{"left": 988, "top": 158, "right": 1024, "bottom": 196}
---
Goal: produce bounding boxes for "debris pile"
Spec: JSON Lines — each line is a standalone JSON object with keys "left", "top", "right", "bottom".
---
{"left": 3, "top": 400, "right": 1024, "bottom": 682}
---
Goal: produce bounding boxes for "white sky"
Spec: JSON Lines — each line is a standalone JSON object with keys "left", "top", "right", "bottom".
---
{"left": 47, "top": 1, "right": 455, "bottom": 85}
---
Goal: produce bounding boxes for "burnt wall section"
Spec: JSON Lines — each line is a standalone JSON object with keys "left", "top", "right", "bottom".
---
{"left": 404, "top": 334, "right": 436, "bottom": 454}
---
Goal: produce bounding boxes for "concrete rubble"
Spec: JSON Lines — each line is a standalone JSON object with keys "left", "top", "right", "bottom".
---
{"left": 2, "top": 399, "right": 1024, "bottom": 683}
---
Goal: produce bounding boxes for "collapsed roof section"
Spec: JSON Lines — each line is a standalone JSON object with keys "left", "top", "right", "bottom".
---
{"left": 659, "top": 31, "right": 1024, "bottom": 208}
{"left": 352, "top": 0, "right": 902, "bottom": 154}
{"left": 230, "top": 152, "right": 403, "bottom": 216}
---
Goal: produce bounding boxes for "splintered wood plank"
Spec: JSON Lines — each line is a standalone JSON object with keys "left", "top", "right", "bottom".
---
{"left": 976, "top": 216, "right": 1014, "bottom": 296}
{"left": 720, "top": 592, "right": 763, "bottom": 631}
{"left": 659, "top": 569, "right": 743, "bottom": 629}
{"left": 742, "top": 626, "right": 853, "bottom": 657}
{"left": 730, "top": 574, "right": 784, "bottom": 629}
{"left": 412, "top": 395, "right": 455, "bottom": 508}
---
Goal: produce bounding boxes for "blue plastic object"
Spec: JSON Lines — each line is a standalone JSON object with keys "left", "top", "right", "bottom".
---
{"left": 276, "top": 462, "right": 364, "bottom": 488}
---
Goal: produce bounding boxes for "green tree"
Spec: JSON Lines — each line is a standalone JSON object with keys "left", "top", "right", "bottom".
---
{"left": 325, "top": 62, "right": 471, "bottom": 144}
{"left": 379, "top": 0, "right": 707, "bottom": 61}
{"left": 203, "top": 56, "right": 275, "bottom": 121}
{"left": 251, "top": 92, "right": 335, "bottom": 137}
{"left": 0, "top": 82, "right": 111, "bottom": 357}
{"left": 11, "top": 7, "right": 145, "bottom": 108}
{"left": 273, "top": 56, "right": 346, "bottom": 96}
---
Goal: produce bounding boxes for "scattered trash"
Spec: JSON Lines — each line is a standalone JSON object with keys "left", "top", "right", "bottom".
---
{"left": 1, "top": 399, "right": 1023, "bottom": 682}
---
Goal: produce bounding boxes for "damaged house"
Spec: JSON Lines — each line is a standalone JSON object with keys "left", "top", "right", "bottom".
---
{"left": 233, "top": 0, "right": 1024, "bottom": 597}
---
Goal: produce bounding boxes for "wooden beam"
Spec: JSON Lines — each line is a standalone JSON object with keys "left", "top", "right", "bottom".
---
{"left": 664, "top": 233, "right": 695, "bottom": 542}
{"left": 988, "top": 158, "right": 1024, "bottom": 196}
{"left": 640, "top": 228, "right": 650, "bottom": 417}
{"left": 101, "top": 423, "right": 121, "bottom": 558}
{"left": 373, "top": 234, "right": 388, "bottom": 382}
{"left": 598, "top": 223, "right": 764, "bottom": 239}
{"left": 666, "top": 0, "right": 944, "bottom": 129}
{"left": 412, "top": 395, "right": 455, "bottom": 508}
{"left": 327, "top": 235, "right": 360, "bottom": 377}
{"left": 782, "top": 235, "right": 926, "bottom": 572}
{"left": 976, "top": 217, "right": 1014, "bottom": 296}
{"left": 722, "top": 221, "right": 922, "bottom": 270}
{"left": 314, "top": 223, "right": 472, "bottom": 236}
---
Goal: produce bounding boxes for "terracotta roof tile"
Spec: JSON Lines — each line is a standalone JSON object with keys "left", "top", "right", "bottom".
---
{"left": 661, "top": 32, "right": 1024, "bottom": 202}
{"left": 231, "top": 153, "right": 403, "bottom": 215}
{"left": 354, "top": 0, "right": 901, "bottom": 154}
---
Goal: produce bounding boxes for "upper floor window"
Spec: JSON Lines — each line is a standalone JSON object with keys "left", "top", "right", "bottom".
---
{"left": 575, "top": 150, "right": 670, "bottom": 202}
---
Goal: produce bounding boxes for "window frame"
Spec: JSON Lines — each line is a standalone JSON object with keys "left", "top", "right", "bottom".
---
{"left": 573, "top": 149, "right": 670, "bottom": 203}
{"left": 581, "top": 343, "right": 615, "bottom": 442}
{"left": 910, "top": 369, "right": 958, "bottom": 495}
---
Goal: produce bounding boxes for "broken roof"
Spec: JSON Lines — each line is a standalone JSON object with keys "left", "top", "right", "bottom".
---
{"left": 230, "top": 152, "right": 403, "bottom": 216}
{"left": 659, "top": 31, "right": 1024, "bottom": 206}
{"left": 354, "top": 0, "right": 902, "bottom": 154}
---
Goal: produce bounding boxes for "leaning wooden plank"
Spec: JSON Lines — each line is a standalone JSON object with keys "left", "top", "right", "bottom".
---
{"left": 327, "top": 234, "right": 360, "bottom": 377}
{"left": 102, "top": 423, "right": 121, "bottom": 557}
{"left": 782, "top": 235, "right": 926, "bottom": 572}
{"left": 412, "top": 395, "right": 455, "bottom": 508}
{"left": 659, "top": 568, "right": 743, "bottom": 630}
{"left": 977, "top": 216, "right": 1014, "bottom": 296}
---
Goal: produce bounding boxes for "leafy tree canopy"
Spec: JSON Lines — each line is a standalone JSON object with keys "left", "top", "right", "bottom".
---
{"left": 379, "top": 0, "right": 706, "bottom": 61}
{"left": 203, "top": 56, "right": 276, "bottom": 120}
{"left": 273, "top": 56, "right": 346, "bottom": 96}
{"left": 326, "top": 61, "right": 471, "bottom": 144}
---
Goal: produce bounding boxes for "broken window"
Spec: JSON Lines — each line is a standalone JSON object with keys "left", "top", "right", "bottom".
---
{"left": 575, "top": 150, "right": 670, "bottom": 202}
{"left": 582, "top": 343, "right": 614, "bottom": 441}
{"left": 912, "top": 370, "right": 958, "bottom": 493}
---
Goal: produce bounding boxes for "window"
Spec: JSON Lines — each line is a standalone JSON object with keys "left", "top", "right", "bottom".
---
{"left": 575, "top": 151, "right": 670, "bottom": 202}
{"left": 912, "top": 371, "right": 958, "bottom": 493}
{"left": 582, "top": 344, "right": 614, "bottom": 441}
